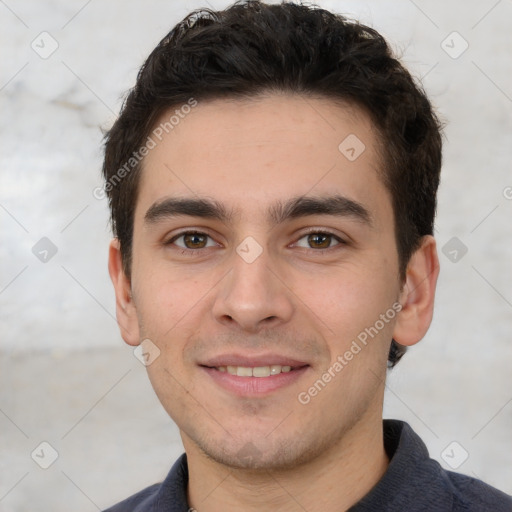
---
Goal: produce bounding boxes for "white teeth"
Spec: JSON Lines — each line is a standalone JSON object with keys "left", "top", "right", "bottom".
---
{"left": 253, "top": 366, "right": 271, "bottom": 377}
{"left": 216, "top": 365, "right": 293, "bottom": 377}
{"left": 236, "top": 366, "right": 253, "bottom": 377}
{"left": 270, "top": 365, "right": 281, "bottom": 375}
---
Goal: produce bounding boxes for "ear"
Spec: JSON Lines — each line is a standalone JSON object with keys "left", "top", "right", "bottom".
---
{"left": 108, "top": 238, "right": 140, "bottom": 346}
{"left": 392, "top": 235, "right": 440, "bottom": 347}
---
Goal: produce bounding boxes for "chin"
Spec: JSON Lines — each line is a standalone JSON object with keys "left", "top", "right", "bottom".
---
{"left": 189, "top": 426, "right": 337, "bottom": 471}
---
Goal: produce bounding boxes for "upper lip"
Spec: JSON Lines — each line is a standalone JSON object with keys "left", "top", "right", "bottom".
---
{"left": 200, "top": 353, "right": 309, "bottom": 369}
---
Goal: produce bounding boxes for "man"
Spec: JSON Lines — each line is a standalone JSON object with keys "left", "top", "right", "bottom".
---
{"left": 101, "top": 1, "right": 512, "bottom": 510}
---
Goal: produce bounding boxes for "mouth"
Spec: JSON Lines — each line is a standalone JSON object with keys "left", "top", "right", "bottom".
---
{"left": 204, "top": 364, "right": 306, "bottom": 377}
{"left": 199, "top": 356, "right": 310, "bottom": 396}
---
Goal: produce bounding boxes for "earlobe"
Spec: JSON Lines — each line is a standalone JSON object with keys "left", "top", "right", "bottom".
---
{"left": 392, "top": 235, "right": 440, "bottom": 347}
{"left": 108, "top": 238, "right": 140, "bottom": 346}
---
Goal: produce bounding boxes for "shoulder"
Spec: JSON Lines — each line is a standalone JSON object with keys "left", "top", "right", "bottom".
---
{"left": 367, "top": 420, "right": 512, "bottom": 512}
{"left": 102, "top": 453, "right": 189, "bottom": 512}
{"left": 102, "top": 483, "right": 160, "bottom": 512}
{"left": 446, "top": 470, "right": 512, "bottom": 512}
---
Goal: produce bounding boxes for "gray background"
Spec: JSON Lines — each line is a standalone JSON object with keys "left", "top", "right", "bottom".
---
{"left": 1, "top": 0, "right": 511, "bottom": 510}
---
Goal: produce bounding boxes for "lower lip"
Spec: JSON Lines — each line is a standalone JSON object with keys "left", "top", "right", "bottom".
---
{"left": 201, "top": 366, "right": 309, "bottom": 396}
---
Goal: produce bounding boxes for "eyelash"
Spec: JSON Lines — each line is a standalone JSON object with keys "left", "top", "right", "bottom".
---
{"left": 164, "top": 229, "right": 346, "bottom": 256}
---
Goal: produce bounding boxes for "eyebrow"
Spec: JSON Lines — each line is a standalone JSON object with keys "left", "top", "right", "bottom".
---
{"left": 144, "top": 194, "right": 372, "bottom": 227}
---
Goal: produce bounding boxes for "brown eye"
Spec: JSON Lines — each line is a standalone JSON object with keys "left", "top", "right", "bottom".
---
{"left": 307, "top": 233, "right": 332, "bottom": 249}
{"left": 295, "top": 231, "right": 342, "bottom": 250}
{"left": 183, "top": 233, "right": 208, "bottom": 249}
{"left": 167, "top": 231, "right": 216, "bottom": 250}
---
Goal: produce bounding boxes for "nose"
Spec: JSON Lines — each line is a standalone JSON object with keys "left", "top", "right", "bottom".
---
{"left": 211, "top": 243, "right": 295, "bottom": 333}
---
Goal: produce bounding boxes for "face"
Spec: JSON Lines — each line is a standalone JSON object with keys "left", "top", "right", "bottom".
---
{"left": 115, "top": 94, "right": 408, "bottom": 470}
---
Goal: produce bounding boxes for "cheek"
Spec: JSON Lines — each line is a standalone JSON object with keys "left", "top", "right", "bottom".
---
{"left": 132, "top": 255, "right": 205, "bottom": 335}
{"left": 297, "top": 262, "right": 399, "bottom": 352}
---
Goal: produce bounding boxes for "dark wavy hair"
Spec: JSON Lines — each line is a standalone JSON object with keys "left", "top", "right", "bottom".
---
{"left": 102, "top": 0, "right": 443, "bottom": 368}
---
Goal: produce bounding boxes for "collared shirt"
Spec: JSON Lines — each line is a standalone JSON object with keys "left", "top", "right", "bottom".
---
{"left": 103, "top": 419, "right": 512, "bottom": 511}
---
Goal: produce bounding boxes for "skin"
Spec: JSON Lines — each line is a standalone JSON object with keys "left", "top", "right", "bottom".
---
{"left": 109, "top": 94, "right": 439, "bottom": 511}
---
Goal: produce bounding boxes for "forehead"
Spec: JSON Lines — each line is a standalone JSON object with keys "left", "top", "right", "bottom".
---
{"left": 135, "top": 94, "right": 390, "bottom": 225}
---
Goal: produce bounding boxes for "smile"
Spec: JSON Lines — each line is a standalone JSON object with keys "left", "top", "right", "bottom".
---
{"left": 215, "top": 365, "right": 293, "bottom": 377}
{"left": 201, "top": 364, "right": 310, "bottom": 396}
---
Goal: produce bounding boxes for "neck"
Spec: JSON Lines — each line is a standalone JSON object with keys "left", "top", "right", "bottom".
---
{"left": 184, "top": 412, "right": 389, "bottom": 512}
